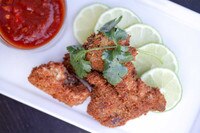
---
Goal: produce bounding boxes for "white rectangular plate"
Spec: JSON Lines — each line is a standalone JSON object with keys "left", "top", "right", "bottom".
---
{"left": 1, "top": 0, "right": 200, "bottom": 133}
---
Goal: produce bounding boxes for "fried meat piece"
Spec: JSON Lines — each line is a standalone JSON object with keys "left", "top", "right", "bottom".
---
{"left": 63, "top": 53, "right": 74, "bottom": 74}
{"left": 86, "top": 62, "right": 166, "bottom": 127}
{"left": 28, "top": 62, "right": 90, "bottom": 106}
{"left": 83, "top": 33, "right": 135, "bottom": 72}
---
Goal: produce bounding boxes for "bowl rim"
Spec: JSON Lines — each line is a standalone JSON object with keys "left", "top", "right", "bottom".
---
{"left": 0, "top": 0, "right": 68, "bottom": 53}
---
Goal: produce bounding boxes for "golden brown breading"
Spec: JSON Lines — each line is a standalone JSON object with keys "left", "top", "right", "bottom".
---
{"left": 62, "top": 32, "right": 166, "bottom": 127}
{"left": 63, "top": 53, "right": 74, "bottom": 74}
{"left": 86, "top": 62, "right": 166, "bottom": 127}
{"left": 28, "top": 62, "right": 90, "bottom": 106}
{"left": 83, "top": 33, "right": 134, "bottom": 72}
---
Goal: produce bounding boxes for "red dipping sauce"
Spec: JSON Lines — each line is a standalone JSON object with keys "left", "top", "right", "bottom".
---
{"left": 0, "top": 0, "right": 65, "bottom": 49}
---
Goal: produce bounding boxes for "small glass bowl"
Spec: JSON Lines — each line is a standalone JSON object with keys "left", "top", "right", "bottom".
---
{"left": 0, "top": 0, "right": 67, "bottom": 53}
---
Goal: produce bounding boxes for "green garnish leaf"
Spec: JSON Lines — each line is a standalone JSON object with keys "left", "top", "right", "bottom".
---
{"left": 102, "top": 45, "right": 133, "bottom": 85}
{"left": 99, "top": 16, "right": 128, "bottom": 45}
{"left": 103, "top": 61, "right": 128, "bottom": 86}
{"left": 100, "top": 16, "right": 122, "bottom": 33}
{"left": 99, "top": 16, "right": 132, "bottom": 85}
{"left": 113, "top": 28, "right": 128, "bottom": 43}
{"left": 67, "top": 45, "right": 91, "bottom": 78}
{"left": 67, "top": 16, "right": 132, "bottom": 85}
{"left": 113, "top": 45, "right": 133, "bottom": 63}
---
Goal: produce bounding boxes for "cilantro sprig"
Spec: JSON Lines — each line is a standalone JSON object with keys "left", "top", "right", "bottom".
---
{"left": 99, "top": 16, "right": 133, "bottom": 85}
{"left": 67, "top": 45, "right": 117, "bottom": 78}
{"left": 67, "top": 16, "right": 133, "bottom": 85}
{"left": 67, "top": 45, "right": 91, "bottom": 78}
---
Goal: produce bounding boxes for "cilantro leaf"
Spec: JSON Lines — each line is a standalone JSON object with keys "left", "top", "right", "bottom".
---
{"left": 100, "top": 16, "right": 122, "bottom": 33}
{"left": 113, "top": 28, "right": 128, "bottom": 43}
{"left": 103, "top": 61, "right": 128, "bottom": 86}
{"left": 67, "top": 45, "right": 91, "bottom": 78}
{"left": 99, "top": 16, "right": 128, "bottom": 45}
{"left": 102, "top": 45, "right": 133, "bottom": 85}
{"left": 113, "top": 45, "right": 133, "bottom": 63}
{"left": 103, "top": 28, "right": 115, "bottom": 40}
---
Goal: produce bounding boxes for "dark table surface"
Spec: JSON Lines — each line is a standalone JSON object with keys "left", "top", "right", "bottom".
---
{"left": 1, "top": 1, "right": 200, "bottom": 133}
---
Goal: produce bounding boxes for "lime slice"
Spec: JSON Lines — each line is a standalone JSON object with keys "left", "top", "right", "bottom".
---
{"left": 94, "top": 7, "right": 141, "bottom": 33}
{"left": 74, "top": 4, "right": 109, "bottom": 44}
{"left": 133, "top": 43, "right": 179, "bottom": 77}
{"left": 141, "top": 68, "right": 182, "bottom": 111}
{"left": 125, "top": 24, "right": 162, "bottom": 48}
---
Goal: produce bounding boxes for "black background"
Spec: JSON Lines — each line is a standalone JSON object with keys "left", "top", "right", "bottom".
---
{"left": 1, "top": 0, "right": 200, "bottom": 133}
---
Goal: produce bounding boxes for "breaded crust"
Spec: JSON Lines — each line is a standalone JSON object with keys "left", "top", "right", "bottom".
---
{"left": 63, "top": 32, "right": 166, "bottom": 127}
{"left": 86, "top": 62, "right": 166, "bottom": 127}
{"left": 63, "top": 53, "right": 74, "bottom": 74}
{"left": 28, "top": 62, "right": 90, "bottom": 106}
